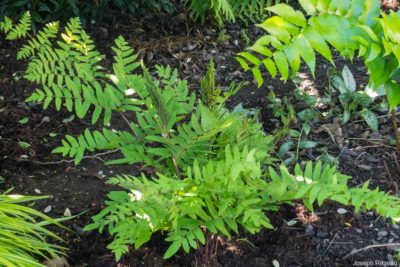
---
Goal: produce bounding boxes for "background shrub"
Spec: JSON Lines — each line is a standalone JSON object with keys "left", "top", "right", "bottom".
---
{"left": 0, "top": 0, "right": 175, "bottom": 29}
{"left": 0, "top": 0, "right": 285, "bottom": 29}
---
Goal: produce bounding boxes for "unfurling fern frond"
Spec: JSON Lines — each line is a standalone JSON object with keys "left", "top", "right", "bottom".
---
{"left": 200, "top": 58, "right": 221, "bottom": 110}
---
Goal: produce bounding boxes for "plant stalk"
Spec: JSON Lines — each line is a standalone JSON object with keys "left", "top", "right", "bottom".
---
{"left": 391, "top": 110, "right": 400, "bottom": 151}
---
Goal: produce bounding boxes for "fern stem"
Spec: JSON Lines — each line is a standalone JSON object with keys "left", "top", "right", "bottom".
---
{"left": 391, "top": 110, "right": 400, "bottom": 151}
{"left": 119, "top": 112, "right": 141, "bottom": 141}
{"left": 165, "top": 133, "right": 181, "bottom": 178}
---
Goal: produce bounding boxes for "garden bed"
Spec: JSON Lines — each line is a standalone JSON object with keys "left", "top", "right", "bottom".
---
{"left": 1, "top": 7, "right": 400, "bottom": 267}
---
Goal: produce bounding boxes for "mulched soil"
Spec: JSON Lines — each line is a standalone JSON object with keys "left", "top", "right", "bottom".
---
{"left": 1, "top": 4, "right": 400, "bottom": 267}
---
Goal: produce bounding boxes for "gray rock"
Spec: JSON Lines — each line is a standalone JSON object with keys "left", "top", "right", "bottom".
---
{"left": 378, "top": 230, "right": 389, "bottom": 237}
{"left": 390, "top": 232, "right": 399, "bottom": 239}
{"left": 305, "top": 224, "right": 315, "bottom": 236}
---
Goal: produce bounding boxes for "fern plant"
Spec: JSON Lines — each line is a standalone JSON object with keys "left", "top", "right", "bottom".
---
{"left": 87, "top": 150, "right": 400, "bottom": 261}
{"left": 3, "top": 13, "right": 400, "bottom": 265}
{"left": 184, "top": 0, "right": 287, "bottom": 27}
{"left": 0, "top": 189, "right": 65, "bottom": 267}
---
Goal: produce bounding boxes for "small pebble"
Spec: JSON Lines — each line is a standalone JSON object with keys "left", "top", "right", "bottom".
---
{"left": 34, "top": 189, "right": 41, "bottom": 194}
{"left": 337, "top": 208, "right": 348, "bottom": 215}
{"left": 390, "top": 232, "right": 399, "bottom": 239}
{"left": 44, "top": 205, "right": 52, "bottom": 213}
{"left": 392, "top": 224, "right": 400, "bottom": 230}
{"left": 41, "top": 116, "right": 50, "bottom": 123}
{"left": 378, "top": 230, "right": 388, "bottom": 237}
{"left": 272, "top": 260, "right": 280, "bottom": 267}
{"left": 64, "top": 208, "right": 72, "bottom": 217}
{"left": 358, "top": 165, "right": 372, "bottom": 171}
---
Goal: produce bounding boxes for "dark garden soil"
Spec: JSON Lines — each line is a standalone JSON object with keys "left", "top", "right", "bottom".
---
{"left": 1, "top": 5, "right": 400, "bottom": 267}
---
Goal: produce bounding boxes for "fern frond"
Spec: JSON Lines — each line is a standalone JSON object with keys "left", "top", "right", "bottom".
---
{"left": 112, "top": 36, "right": 140, "bottom": 83}
{"left": 23, "top": 19, "right": 143, "bottom": 124}
{"left": 268, "top": 162, "right": 400, "bottom": 223}
{"left": 0, "top": 16, "right": 13, "bottom": 34}
{"left": 52, "top": 128, "right": 124, "bottom": 164}
{"left": 17, "top": 21, "right": 60, "bottom": 60}
{"left": 142, "top": 67, "right": 171, "bottom": 134}
{"left": 212, "top": 0, "right": 235, "bottom": 24}
{"left": 89, "top": 145, "right": 272, "bottom": 259}
{"left": 3, "top": 12, "right": 31, "bottom": 40}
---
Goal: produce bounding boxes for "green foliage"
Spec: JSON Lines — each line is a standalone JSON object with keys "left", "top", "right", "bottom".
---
{"left": 0, "top": 0, "right": 175, "bottom": 28}
{"left": 86, "top": 145, "right": 273, "bottom": 260}
{"left": 237, "top": 0, "right": 400, "bottom": 109}
{"left": 0, "top": 0, "right": 280, "bottom": 28}
{"left": 0, "top": 189, "right": 65, "bottom": 267}
{"left": 328, "top": 65, "right": 379, "bottom": 130}
{"left": 268, "top": 162, "right": 400, "bottom": 220}
{"left": 4, "top": 14, "right": 400, "bottom": 263}
{"left": 200, "top": 58, "right": 241, "bottom": 111}
{"left": 87, "top": 155, "right": 400, "bottom": 260}
{"left": 1, "top": 12, "right": 31, "bottom": 40}
{"left": 184, "top": 0, "right": 286, "bottom": 27}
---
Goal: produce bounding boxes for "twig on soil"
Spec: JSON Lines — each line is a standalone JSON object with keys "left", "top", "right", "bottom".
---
{"left": 342, "top": 243, "right": 400, "bottom": 259}
{"left": 350, "top": 111, "right": 400, "bottom": 123}
{"left": 348, "top": 138, "right": 384, "bottom": 141}
{"left": 383, "top": 160, "right": 399, "bottom": 192}
{"left": 353, "top": 143, "right": 397, "bottom": 150}
{"left": 347, "top": 138, "right": 397, "bottom": 150}
{"left": 321, "top": 125, "right": 340, "bottom": 148}
{"left": 318, "top": 233, "right": 338, "bottom": 259}
{"left": 392, "top": 153, "right": 400, "bottom": 179}
{"left": 15, "top": 149, "right": 119, "bottom": 165}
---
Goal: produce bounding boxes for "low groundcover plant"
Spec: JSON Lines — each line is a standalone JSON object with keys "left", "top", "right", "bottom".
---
{"left": 0, "top": 189, "right": 65, "bottom": 267}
